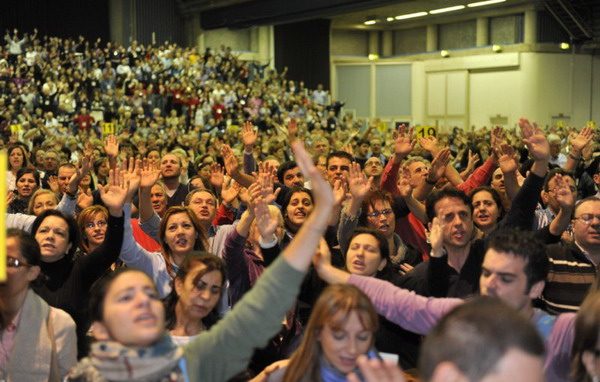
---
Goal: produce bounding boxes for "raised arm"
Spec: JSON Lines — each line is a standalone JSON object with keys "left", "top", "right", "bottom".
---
{"left": 564, "top": 126, "right": 593, "bottom": 173}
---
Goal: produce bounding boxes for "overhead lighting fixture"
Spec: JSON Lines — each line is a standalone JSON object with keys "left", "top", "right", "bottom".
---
{"left": 368, "top": 53, "right": 380, "bottom": 60}
{"left": 440, "top": 50, "right": 450, "bottom": 58}
{"left": 429, "top": 5, "right": 465, "bottom": 14}
{"left": 364, "top": 17, "right": 377, "bottom": 25}
{"left": 467, "top": 0, "right": 506, "bottom": 7}
{"left": 386, "top": 17, "right": 395, "bottom": 22}
{"left": 394, "top": 11, "right": 428, "bottom": 20}
{"left": 492, "top": 44, "right": 502, "bottom": 52}
{"left": 560, "top": 42, "right": 570, "bottom": 50}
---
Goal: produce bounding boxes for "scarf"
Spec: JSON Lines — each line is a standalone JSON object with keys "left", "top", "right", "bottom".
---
{"left": 319, "top": 349, "right": 379, "bottom": 382}
{"left": 8, "top": 289, "right": 56, "bottom": 382}
{"left": 67, "top": 336, "right": 185, "bottom": 382}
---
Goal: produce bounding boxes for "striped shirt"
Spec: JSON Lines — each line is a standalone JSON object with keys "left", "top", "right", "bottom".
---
{"left": 542, "top": 241, "right": 598, "bottom": 314}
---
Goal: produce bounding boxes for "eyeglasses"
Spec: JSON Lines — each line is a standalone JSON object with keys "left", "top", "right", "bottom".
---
{"left": 85, "top": 220, "right": 107, "bottom": 229}
{"left": 366, "top": 209, "right": 393, "bottom": 218}
{"left": 7, "top": 256, "right": 31, "bottom": 268}
{"left": 574, "top": 214, "right": 600, "bottom": 225}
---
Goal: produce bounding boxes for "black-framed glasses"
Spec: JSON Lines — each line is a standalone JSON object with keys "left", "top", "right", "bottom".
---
{"left": 366, "top": 209, "right": 393, "bottom": 218}
{"left": 574, "top": 214, "right": 600, "bottom": 225}
{"left": 7, "top": 256, "right": 30, "bottom": 268}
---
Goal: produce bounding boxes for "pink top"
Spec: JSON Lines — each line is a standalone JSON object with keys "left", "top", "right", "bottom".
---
{"left": 0, "top": 309, "right": 22, "bottom": 370}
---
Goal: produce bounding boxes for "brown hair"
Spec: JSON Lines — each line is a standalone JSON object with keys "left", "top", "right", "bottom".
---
{"left": 77, "top": 205, "right": 109, "bottom": 253}
{"left": 27, "top": 189, "right": 58, "bottom": 215}
{"left": 158, "top": 206, "right": 208, "bottom": 278}
{"left": 283, "top": 285, "right": 378, "bottom": 382}
{"left": 571, "top": 278, "right": 600, "bottom": 382}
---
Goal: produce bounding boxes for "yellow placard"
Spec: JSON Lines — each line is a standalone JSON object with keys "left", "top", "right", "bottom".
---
{"left": 556, "top": 120, "right": 565, "bottom": 128}
{"left": 586, "top": 120, "right": 596, "bottom": 129}
{"left": 0, "top": 151, "right": 6, "bottom": 282}
{"left": 10, "top": 124, "right": 21, "bottom": 135}
{"left": 415, "top": 125, "right": 437, "bottom": 138}
{"left": 101, "top": 122, "right": 116, "bottom": 137}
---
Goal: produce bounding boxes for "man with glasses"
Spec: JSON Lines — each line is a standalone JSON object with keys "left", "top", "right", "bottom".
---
{"left": 543, "top": 196, "right": 600, "bottom": 313}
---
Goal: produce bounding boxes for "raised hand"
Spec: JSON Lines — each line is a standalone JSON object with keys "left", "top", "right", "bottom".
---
{"left": 287, "top": 118, "right": 298, "bottom": 141}
{"left": 254, "top": 197, "right": 279, "bottom": 240}
{"left": 139, "top": 158, "right": 161, "bottom": 189}
{"left": 221, "top": 179, "right": 241, "bottom": 205}
{"left": 67, "top": 154, "right": 94, "bottom": 195}
{"left": 122, "top": 157, "right": 142, "bottom": 202}
{"left": 553, "top": 174, "right": 576, "bottom": 211}
{"left": 256, "top": 170, "right": 281, "bottom": 205}
{"left": 77, "top": 188, "right": 93, "bottom": 210}
{"left": 569, "top": 126, "right": 594, "bottom": 155}
{"left": 209, "top": 163, "right": 225, "bottom": 189}
{"left": 48, "top": 175, "right": 59, "bottom": 194}
{"left": 519, "top": 118, "right": 549, "bottom": 162}
{"left": 393, "top": 125, "right": 415, "bottom": 161}
{"left": 348, "top": 162, "right": 373, "bottom": 201}
{"left": 428, "top": 148, "right": 451, "bottom": 183}
{"left": 221, "top": 145, "right": 239, "bottom": 176}
{"left": 428, "top": 217, "right": 444, "bottom": 257}
{"left": 104, "top": 134, "right": 119, "bottom": 158}
{"left": 466, "top": 149, "right": 480, "bottom": 170}
{"left": 496, "top": 143, "right": 518, "bottom": 174}
{"left": 418, "top": 135, "right": 440, "bottom": 156}
{"left": 396, "top": 167, "right": 413, "bottom": 198}
{"left": 99, "top": 169, "right": 129, "bottom": 216}
{"left": 332, "top": 179, "right": 347, "bottom": 207}
{"left": 241, "top": 121, "right": 258, "bottom": 149}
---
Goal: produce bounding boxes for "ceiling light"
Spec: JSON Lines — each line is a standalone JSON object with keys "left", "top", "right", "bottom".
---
{"left": 364, "top": 17, "right": 377, "bottom": 25}
{"left": 429, "top": 5, "right": 465, "bottom": 14}
{"left": 440, "top": 50, "right": 450, "bottom": 58}
{"left": 386, "top": 17, "right": 395, "bottom": 22}
{"left": 492, "top": 44, "right": 502, "bottom": 52}
{"left": 368, "top": 54, "right": 380, "bottom": 60}
{"left": 560, "top": 42, "right": 570, "bottom": 50}
{"left": 467, "top": 0, "right": 506, "bottom": 7}
{"left": 394, "top": 11, "right": 428, "bottom": 20}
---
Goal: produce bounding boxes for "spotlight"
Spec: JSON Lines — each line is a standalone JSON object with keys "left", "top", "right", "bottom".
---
{"left": 560, "top": 42, "right": 570, "bottom": 50}
{"left": 492, "top": 44, "right": 502, "bottom": 52}
{"left": 440, "top": 50, "right": 450, "bottom": 58}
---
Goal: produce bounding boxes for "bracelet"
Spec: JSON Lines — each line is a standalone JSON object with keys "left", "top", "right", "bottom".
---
{"left": 425, "top": 177, "right": 437, "bottom": 185}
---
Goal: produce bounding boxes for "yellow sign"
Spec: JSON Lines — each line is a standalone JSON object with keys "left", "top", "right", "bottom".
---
{"left": 556, "top": 120, "right": 565, "bottom": 128}
{"left": 586, "top": 120, "right": 597, "bottom": 129}
{"left": 0, "top": 151, "right": 6, "bottom": 282}
{"left": 10, "top": 124, "right": 21, "bottom": 135}
{"left": 101, "top": 122, "right": 116, "bottom": 137}
{"left": 415, "top": 125, "right": 437, "bottom": 138}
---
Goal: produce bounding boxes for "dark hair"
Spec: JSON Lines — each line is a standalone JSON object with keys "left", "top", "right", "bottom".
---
{"left": 277, "top": 161, "right": 298, "bottom": 184}
{"left": 15, "top": 167, "right": 40, "bottom": 185}
{"left": 486, "top": 229, "right": 549, "bottom": 290}
{"left": 358, "top": 191, "right": 393, "bottom": 228}
{"left": 419, "top": 297, "right": 545, "bottom": 381}
{"left": 184, "top": 188, "right": 217, "bottom": 206}
{"left": 470, "top": 186, "right": 505, "bottom": 222}
{"left": 425, "top": 188, "right": 472, "bottom": 223}
{"left": 543, "top": 168, "right": 574, "bottom": 192}
{"left": 31, "top": 209, "right": 79, "bottom": 259}
{"left": 164, "top": 251, "right": 226, "bottom": 330}
{"left": 7, "top": 144, "right": 30, "bottom": 170}
{"left": 574, "top": 196, "right": 600, "bottom": 216}
{"left": 326, "top": 150, "right": 353, "bottom": 168}
{"left": 349, "top": 227, "right": 390, "bottom": 264}
{"left": 88, "top": 268, "right": 153, "bottom": 322}
{"left": 280, "top": 186, "right": 313, "bottom": 232}
{"left": 7, "top": 228, "right": 41, "bottom": 266}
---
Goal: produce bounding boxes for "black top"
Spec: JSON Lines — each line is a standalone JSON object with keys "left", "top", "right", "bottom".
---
{"left": 33, "top": 214, "right": 124, "bottom": 358}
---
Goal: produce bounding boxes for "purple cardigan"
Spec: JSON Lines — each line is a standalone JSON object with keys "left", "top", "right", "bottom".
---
{"left": 348, "top": 275, "right": 575, "bottom": 382}
{"left": 223, "top": 229, "right": 265, "bottom": 306}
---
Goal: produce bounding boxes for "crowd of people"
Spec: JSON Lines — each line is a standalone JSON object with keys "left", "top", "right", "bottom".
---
{"left": 2, "top": 29, "right": 600, "bottom": 382}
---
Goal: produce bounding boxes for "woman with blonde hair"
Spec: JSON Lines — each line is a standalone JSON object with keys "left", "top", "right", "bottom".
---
{"left": 264, "top": 284, "right": 380, "bottom": 382}
{"left": 76, "top": 205, "right": 109, "bottom": 255}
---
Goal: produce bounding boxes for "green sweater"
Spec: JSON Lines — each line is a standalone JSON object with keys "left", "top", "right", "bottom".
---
{"left": 184, "top": 255, "right": 304, "bottom": 381}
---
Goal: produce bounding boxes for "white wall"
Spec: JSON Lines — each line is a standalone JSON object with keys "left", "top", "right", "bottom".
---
{"left": 335, "top": 52, "right": 598, "bottom": 131}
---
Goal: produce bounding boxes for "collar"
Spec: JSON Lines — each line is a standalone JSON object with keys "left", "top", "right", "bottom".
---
{"left": 574, "top": 240, "right": 598, "bottom": 267}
